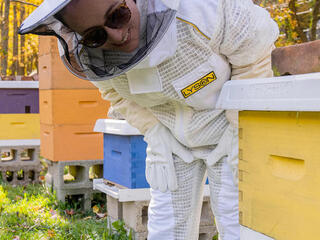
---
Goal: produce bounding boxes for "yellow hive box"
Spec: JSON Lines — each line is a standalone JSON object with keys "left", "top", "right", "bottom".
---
{"left": 239, "top": 111, "right": 320, "bottom": 240}
{"left": 40, "top": 89, "right": 110, "bottom": 125}
{"left": 0, "top": 114, "right": 40, "bottom": 139}
{"left": 40, "top": 123, "right": 103, "bottom": 161}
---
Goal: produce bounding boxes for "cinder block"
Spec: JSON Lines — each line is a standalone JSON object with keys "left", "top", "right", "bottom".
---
{"left": 40, "top": 123, "right": 103, "bottom": 161}
{"left": 38, "top": 48, "right": 96, "bottom": 90}
{"left": 200, "top": 196, "right": 215, "bottom": 226}
{"left": 122, "top": 201, "right": 149, "bottom": 233}
{"left": 199, "top": 225, "right": 217, "bottom": 240}
{"left": 0, "top": 89, "right": 39, "bottom": 113}
{"left": 45, "top": 159, "right": 103, "bottom": 190}
{"left": 40, "top": 89, "right": 109, "bottom": 125}
{"left": 133, "top": 231, "right": 147, "bottom": 240}
{"left": 0, "top": 114, "right": 40, "bottom": 140}
{"left": 272, "top": 40, "right": 320, "bottom": 75}
{"left": 107, "top": 195, "right": 123, "bottom": 220}
{"left": 106, "top": 194, "right": 216, "bottom": 237}
{"left": 0, "top": 165, "right": 41, "bottom": 185}
{"left": 55, "top": 187, "right": 96, "bottom": 211}
{"left": 0, "top": 145, "right": 40, "bottom": 167}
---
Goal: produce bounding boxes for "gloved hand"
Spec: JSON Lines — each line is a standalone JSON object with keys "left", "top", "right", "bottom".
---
{"left": 144, "top": 123, "right": 193, "bottom": 192}
{"left": 205, "top": 124, "right": 239, "bottom": 184}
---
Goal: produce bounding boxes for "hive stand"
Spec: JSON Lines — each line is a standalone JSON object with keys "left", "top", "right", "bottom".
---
{"left": 0, "top": 140, "right": 41, "bottom": 185}
{"left": 45, "top": 159, "right": 104, "bottom": 211}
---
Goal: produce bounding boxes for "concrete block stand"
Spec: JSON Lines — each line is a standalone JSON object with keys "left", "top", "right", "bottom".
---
{"left": 0, "top": 139, "right": 41, "bottom": 185}
{"left": 45, "top": 159, "right": 103, "bottom": 211}
{"left": 94, "top": 179, "right": 217, "bottom": 240}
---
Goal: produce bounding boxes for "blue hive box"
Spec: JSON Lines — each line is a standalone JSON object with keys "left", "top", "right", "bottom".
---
{"left": 94, "top": 119, "right": 149, "bottom": 189}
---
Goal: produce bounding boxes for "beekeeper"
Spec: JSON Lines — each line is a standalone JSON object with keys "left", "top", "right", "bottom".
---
{"left": 19, "top": 0, "right": 279, "bottom": 239}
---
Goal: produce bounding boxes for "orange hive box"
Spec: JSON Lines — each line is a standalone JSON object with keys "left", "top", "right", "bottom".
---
{"left": 40, "top": 123, "right": 103, "bottom": 161}
{"left": 38, "top": 36, "right": 59, "bottom": 57}
{"left": 38, "top": 50, "right": 96, "bottom": 90}
{"left": 40, "top": 89, "right": 109, "bottom": 125}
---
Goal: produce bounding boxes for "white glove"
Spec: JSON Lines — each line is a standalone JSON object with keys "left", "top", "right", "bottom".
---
{"left": 205, "top": 124, "right": 238, "bottom": 184}
{"left": 225, "top": 110, "right": 239, "bottom": 128}
{"left": 144, "top": 123, "right": 193, "bottom": 192}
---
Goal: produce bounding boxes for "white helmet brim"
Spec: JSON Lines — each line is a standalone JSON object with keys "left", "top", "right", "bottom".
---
{"left": 19, "top": 0, "right": 71, "bottom": 35}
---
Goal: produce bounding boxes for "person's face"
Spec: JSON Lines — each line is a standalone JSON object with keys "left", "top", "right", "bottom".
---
{"left": 62, "top": 0, "right": 140, "bottom": 52}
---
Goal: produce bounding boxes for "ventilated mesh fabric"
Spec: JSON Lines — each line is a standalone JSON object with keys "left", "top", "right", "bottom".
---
{"left": 209, "top": 0, "right": 279, "bottom": 66}
{"left": 207, "top": 157, "right": 239, "bottom": 240}
{"left": 169, "top": 155, "right": 238, "bottom": 240}
{"left": 92, "top": 0, "right": 278, "bottom": 149}
{"left": 171, "top": 155, "right": 206, "bottom": 240}
{"left": 110, "top": 20, "right": 228, "bottom": 148}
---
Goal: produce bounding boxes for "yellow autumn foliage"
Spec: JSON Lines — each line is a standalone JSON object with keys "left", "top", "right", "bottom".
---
{"left": 0, "top": 0, "right": 43, "bottom": 76}
{"left": 259, "top": 0, "right": 320, "bottom": 47}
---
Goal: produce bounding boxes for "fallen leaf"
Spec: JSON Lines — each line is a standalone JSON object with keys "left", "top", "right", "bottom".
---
{"left": 48, "top": 229, "right": 55, "bottom": 238}
{"left": 92, "top": 205, "right": 99, "bottom": 214}
{"left": 96, "top": 213, "right": 107, "bottom": 219}
{"left": 65, "top": 209, "right": 75, "bottom": 216}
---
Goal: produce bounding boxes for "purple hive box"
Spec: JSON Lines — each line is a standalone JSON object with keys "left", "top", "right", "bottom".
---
{"left": 0, "top": 81, "right": 39, "bottom": 114}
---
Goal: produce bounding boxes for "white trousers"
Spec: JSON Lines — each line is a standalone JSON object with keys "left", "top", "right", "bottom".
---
{"left": 148, "top": 157, "right": 239, "bottom": 240}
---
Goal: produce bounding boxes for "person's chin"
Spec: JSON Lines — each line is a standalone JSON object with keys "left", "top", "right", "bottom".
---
{"left": 119, "top": 39, "right": 140, "bottom": 53}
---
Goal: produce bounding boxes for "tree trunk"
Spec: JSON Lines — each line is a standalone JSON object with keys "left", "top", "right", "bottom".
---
{"left": 18, "top": 5, "right": 25, "bottom": 75}
{"left": 11, "top": 4, "right": 19, "bottom": 75}
{"left": 289, "top": 0, "right": 308, "bottom": 42}
{"left": 0, "top": 1, "right": 4, "bottom": 36}
{"left": 27, "top": 54, "right": 33, "bottom": 74}
{"left": 1, "top": 0, "right": 10, "bottom": 76}
{"left": 0, "top": 1, "right": 4, "bottom": 70}
{"left": 311, "top": 0, "right": 320, "bottom": 41}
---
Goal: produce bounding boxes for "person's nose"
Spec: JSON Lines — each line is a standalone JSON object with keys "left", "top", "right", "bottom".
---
{"left": 105, "top": 26, "right": 128, "bottom": 44}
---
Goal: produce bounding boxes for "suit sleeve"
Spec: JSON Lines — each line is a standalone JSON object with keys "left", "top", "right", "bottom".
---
{"left": 91, "top": 80, "right": 159, "bottom": 134}
{"left": 214, "top": 0, "right": 279, "bottom": 126}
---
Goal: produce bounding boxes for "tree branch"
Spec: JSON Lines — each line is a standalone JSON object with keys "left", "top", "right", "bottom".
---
{"left": 10, "top": 0, "right": 38, "bottom": 7}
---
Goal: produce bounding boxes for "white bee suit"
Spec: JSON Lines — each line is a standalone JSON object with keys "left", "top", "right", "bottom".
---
{"left": 92, "top": 1, "right": 278, "bottom": 240}
{"left": 19, "top": 0, "right": 278, "bottom": 238}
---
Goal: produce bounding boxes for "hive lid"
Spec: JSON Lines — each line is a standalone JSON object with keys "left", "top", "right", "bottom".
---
{"left": 0, "top": 81, "right": 39, "bottom": 89}
{"left": 94, "top": 119, "right": 142, "bottom": 136}
{"left": 216, "top": 72, "right": 320, "bottom": 111}
{"left": 92, "top": 179, "right": 210, "bottom": 202}
{"left": 0, "top": 139, "right": 40, "bottom": 147}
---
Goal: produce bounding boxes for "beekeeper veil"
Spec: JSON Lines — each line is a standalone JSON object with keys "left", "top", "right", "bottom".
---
{"left": 19, "top": 0, "right": 179, "bottom": 81}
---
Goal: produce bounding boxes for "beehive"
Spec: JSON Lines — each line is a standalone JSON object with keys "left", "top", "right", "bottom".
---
{"left": 216, "top": 73, "right": 320, "bottom": 240}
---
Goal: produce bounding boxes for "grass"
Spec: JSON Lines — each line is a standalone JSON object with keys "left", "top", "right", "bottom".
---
{"left": 0, "top": 183, "right": 132, "bottom": 240}
{"left": 0, "top": 163, "right": 218, "bottom": 240}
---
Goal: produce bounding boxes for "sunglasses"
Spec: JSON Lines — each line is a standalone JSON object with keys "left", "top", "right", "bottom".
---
{"left": 79, "top": 0, "right": 131, "bottom": 48}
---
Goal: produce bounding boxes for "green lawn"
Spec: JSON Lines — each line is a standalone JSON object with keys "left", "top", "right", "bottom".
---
{"left": 0, "top": 182, "right": 218, "bottom": 240}
{"left": 0, "top": 184, "right": 132, "bottom": 240}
